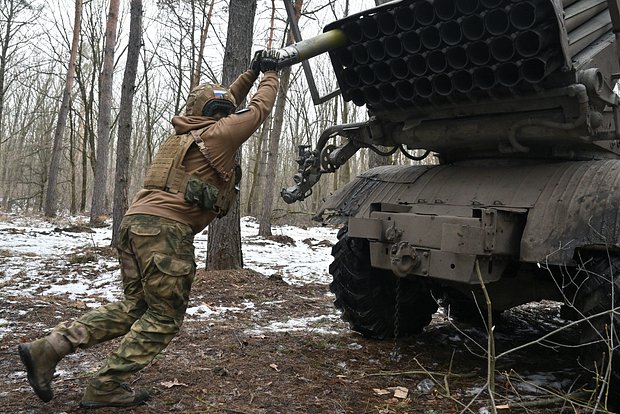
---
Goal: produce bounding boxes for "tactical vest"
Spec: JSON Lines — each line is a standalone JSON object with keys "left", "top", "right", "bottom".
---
{"left": 143, "top": 127, "right": 239, "bottom": 217}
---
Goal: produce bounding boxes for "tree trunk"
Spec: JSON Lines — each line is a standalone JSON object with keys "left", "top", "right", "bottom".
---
{"left": 206, "top": 0, "right": 256, "bottom": 270}
{"left": 44, "top": 0, "right": 82, "bottom": 217}
{"left": 190, "top": 0, "right": 215, "bottom": 91}
{"left": 111, "top": 0, "right": 142, "bottom": 247}
{"left": 246, "top": 115, "right": 270, "bottom": 215}
{"left": 90, "top": 0, "right": 119, "bottom": 225}
{"left": 258, "top": 0, "right": 302, "bottom": 237}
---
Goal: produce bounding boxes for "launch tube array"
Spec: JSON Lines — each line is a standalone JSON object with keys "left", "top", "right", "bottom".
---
{"left": 328, "top": 0, "right": 612, "bottom": 108}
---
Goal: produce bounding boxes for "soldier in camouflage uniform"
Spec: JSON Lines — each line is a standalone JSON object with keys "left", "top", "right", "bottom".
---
{"left": 18, "top": 50, "right": 280, "bottom": 408}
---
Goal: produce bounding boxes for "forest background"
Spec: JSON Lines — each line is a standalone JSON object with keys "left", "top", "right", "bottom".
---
{"left": 0, "top": 0, "right": 439, "bottom": 264}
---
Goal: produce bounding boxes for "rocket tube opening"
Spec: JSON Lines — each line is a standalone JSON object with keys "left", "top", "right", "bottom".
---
{"left": 462, "top": 15, "right": 485, "bottom": 41}
{"left": 385, "top": 35, "right": 403, "bottom": 58}
{"left": 377, "top": 11, "right": 397, "bottom": 35}
{"left": 473, "top": 66, "right": 497, "bottom": 89}
{"left": 337, "top": 48, "right": 355, "bottom": 67}
{"left": 390, "top": 58, "right": 410, "bottom": 79}
{"left": 368, "top": 39, "right": 386, "bottom": 61}
{"left": 396, "top": 80, "right": 415, "bottom": 100}
{"left": 490, "top": 35, "right": 515, "bottom": 62}
{"left": 484, "top": 8, "right": 510, "bottom": 36}
{"left": 415, "top": 1, "right": 436, "bottom": 26}
{"left": 497, "top": 62, "right": 520, "bottom": 87}
{"left": 453, "top": 69, "right": 474, "bottom": 92}
{"left": 510, "top": 1, "right": 549, "bottom": 31}
{"left": 457, "top": 0, "right": 479, "bottom": 15}
{"left": 440, "top": 20, "right": 463, "bottom": 46}
{"left": 361, "top": 16, "right": 380, "bottom": 40}
{"left": 427, "top": 50, "right": 448, "bottom": 73}
{"left": 373, "top": 61, "right": 393, "bottom": 82}
{"left": 421, "top": 26, "right": 442, "bottom": 50}
{"left": 344, "top": 22, "right": 363, "bottom": 43}
{"left": 352, "top": 44, "right": 370, "bottom": 64}
{"left": 434, "top": 0, "right": 457, "bottom": 21}
{"left": 432, "top": 73, "right": 453, "bottom": 95}
{"left": 403, "top": 30, "right": 422, "bottom": 54}
{"left": 467, "top": 40, "right": 491, "bottom": 66}
{"left": 447, "top": 46, "right": 468, "bottom": 69}
{"left": 342, "top": 67, "right": 361, "bottom": 87}
{"left": 515, "top": 30, "right": 541, "bottom": 57}
{"left": 379, "top": 83, "right": 398, "bottom": 102}
{"left": 356, "top": 65, "right": 376, "bottom": 85}
{"left": 363, "top": 86, "right": 382, "bottom": 105}
{"left": 396, "top": 5, "right": 416, "bottom": 31}
{"left": 414, "top": 77, "right": 433, "bottom": 98}
{"left": 408, "top": 54, "right": 428, "bottom": 76}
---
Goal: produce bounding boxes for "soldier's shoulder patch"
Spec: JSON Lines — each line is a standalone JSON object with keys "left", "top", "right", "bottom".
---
{"left": 235, "top": 108, "right": 250, "bottom": 115}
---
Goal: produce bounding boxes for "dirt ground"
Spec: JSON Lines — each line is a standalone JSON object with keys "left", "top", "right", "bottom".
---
{"left": 0, "top": 265, "right": 612, "bottom": 414}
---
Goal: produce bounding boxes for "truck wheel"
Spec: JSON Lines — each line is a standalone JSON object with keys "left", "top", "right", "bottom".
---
{"left": 574, "top": 253, "right": 620, "bottom": 408}
{"left": 329, "top": 227, "right": 438, "bottom": 339}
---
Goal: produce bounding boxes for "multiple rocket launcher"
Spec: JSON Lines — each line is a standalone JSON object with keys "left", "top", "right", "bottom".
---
{"left": 320, "top": 0, "right": 614, "bottom": 109}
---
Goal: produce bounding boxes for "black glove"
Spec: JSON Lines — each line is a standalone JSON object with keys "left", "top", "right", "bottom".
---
{"left": 249, "top": 50, "right": 263, "bottom": 77}
{"left": 260, "top": 49, "right": 279, "bottom": 73}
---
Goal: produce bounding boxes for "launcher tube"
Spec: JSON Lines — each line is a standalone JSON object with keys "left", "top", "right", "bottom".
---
{"left": 276, "top": 29, "right": 347, "bottom": 69}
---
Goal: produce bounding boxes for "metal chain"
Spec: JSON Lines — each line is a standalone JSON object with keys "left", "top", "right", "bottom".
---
{"left": 390, "top": 276, "right": 402, "bottom": 361}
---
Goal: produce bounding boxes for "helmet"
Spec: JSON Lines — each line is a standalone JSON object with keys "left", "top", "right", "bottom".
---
{"left": 185, "top": 83, "right": 237, "bottom": 117}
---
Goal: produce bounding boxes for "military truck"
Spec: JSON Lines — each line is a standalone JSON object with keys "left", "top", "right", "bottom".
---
{"left": 278, "top": 0, "right": 620, "bottom": 401}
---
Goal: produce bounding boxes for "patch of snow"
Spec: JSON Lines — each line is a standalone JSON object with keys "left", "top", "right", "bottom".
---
{"left": 0, "top": 214, "right": 339, "bottom": 338}
{"left": 245, "top": 314, "right": 342, "bottom": 335}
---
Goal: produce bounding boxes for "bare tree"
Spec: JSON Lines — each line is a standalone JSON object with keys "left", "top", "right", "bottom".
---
{"left": 0, "top": 0, "right": 38, "bottom": 160}
{"left": 190, "top": 0, "right": 215, "bottom": 90}
{"left": 112, "top": 0, "right": 143, "bottom": 246}
{"left": 258, "top": 0, "right": 302, "bottom": 237}
{"left": 206, "top": 0, "right": 256, "bottom": 270}
{"left": 90, "top": 0, "right": 120, "bottom": 224}
{"left": 44, "top": 0, "right": 82, "bottom": 217}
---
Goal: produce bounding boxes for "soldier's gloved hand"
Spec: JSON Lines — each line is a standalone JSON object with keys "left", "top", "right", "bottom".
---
{"left": 249, "top": 50, "right": 263, "bottom": 77}
{"left": 260, "top": 49, "right": 280, "bottom": 73}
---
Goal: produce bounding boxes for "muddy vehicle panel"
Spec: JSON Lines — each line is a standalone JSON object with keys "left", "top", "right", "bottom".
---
{"left": 278, "top": 0, "right": 620, "bottom": 406}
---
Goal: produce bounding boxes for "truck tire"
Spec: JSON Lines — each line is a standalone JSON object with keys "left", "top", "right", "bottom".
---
{"left": 574, "top": 253, "right": 620, "bottom": 408}
{"left": 329, "top": 227, "right": 438, "bottom": 339}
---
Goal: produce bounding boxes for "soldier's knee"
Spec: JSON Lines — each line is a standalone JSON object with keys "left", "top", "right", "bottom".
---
{"left": 129, "top": 299, "right": 148, "bottom": 319}
{"left": 144, "top": 308, "right": 185, "bottom": 334}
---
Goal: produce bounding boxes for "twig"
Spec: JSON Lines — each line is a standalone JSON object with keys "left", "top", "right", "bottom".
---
{"left": 475, "top": 259, "right": 497, "bottom": 414}
{"left": 363, "top": 369, "right": 478, "bottom": 378}
{"left": 233, "top": 332, "right": 246, "bottom": 348}
{"left": 505, "top": 392, "right": 591, "bottom": 410}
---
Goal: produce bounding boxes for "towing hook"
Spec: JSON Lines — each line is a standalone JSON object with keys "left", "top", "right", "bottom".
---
{"left": 389, "top": 241, "right": 420, "bottom": 277}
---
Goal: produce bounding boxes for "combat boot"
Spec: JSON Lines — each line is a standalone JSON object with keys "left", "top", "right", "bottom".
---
{"left": 17, "top": 332, "right": 73, "bottom": 402}
{"left": 80, "top": 378, "right": 150, "bottom": 409}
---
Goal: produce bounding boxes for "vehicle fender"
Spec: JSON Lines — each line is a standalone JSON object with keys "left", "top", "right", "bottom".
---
{"left": 319, "top": 160, "right": 620, "bottom": 266}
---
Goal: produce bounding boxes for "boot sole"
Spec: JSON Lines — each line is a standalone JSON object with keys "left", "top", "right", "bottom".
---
{"left": 17, "top": 344, "right": 53, "bottom": 402}
{"left": 80, "top": 397, "right": 149, "bottom": 409}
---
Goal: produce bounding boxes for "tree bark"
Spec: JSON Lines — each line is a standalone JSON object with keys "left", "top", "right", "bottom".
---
{"left": 258, "top": 0, "right": 302, "bottom": 237}
{"left": 44, "top": 0, "right": 82, "bottom": 217}
{"left": 206, "top": 0, "right": 256, "bottom": 270}
{"left": 112, "top": 0, "right": 142, "bottom": 246}
{"left": 90, "top": 0, "right": 119, "bottom": 225}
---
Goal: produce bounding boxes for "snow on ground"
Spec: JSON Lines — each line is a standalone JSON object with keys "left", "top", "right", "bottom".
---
{"left": 0, "top": 214, "right": 339, "bottom": 339}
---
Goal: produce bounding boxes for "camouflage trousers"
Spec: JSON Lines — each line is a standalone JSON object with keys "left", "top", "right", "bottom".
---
{"left": 53, "top": 214, "right": 196, "bottom": 383}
